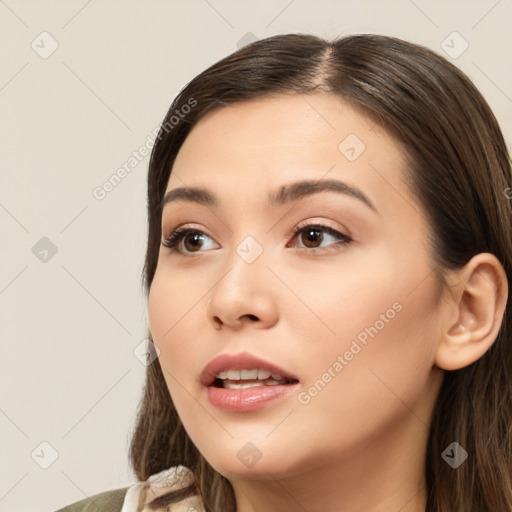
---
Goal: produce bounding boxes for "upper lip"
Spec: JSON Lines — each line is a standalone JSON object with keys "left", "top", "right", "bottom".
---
{"left": 200, "top": 351, "right": 299, "bottom": 387}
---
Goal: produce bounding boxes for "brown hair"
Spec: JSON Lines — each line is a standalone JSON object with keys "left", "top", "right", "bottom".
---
{"left": 129, "top": 33, "right": 512, "bottom": 511}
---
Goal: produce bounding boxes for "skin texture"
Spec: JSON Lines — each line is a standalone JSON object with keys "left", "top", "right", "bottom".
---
{"left": 148, "top": 94, "right": 508, "bottom": 512}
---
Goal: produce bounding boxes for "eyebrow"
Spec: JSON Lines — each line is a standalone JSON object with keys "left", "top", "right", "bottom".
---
{"left": 160, "top": 179, "right": 378, "bottom": 214}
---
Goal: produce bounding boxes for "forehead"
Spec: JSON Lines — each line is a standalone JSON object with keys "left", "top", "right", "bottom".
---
{"left": 166, "top": 94, "right": 411, "bottom": 215}
{"left": 171, "top": 93, "right": 404, "bottom": 170}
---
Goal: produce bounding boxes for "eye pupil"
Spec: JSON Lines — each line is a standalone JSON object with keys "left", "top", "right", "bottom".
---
{"left": 185, "top": 233, "right": 203, "bottom": 251}
{"left": 302, "top": 229, "right": 323, "bottom": 248}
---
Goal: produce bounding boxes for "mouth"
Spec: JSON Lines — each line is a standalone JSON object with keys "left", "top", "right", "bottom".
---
{"left": 200, "top": 351, "right": 300, "bottom": 411}
{"left": 201, "top": 351, "right": 300, "bottom": 389}
{"left": 212, "top": 368, "right": 299, "bottom": 389}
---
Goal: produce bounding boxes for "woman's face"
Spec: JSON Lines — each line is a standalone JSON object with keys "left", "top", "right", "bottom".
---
{"left": 148, "top": 94, "right": 446, "bottom": 481}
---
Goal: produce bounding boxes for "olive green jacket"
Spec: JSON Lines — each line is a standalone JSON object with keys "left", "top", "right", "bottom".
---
{"left": 54, "top": 487, "right": 129, "bottom": 512}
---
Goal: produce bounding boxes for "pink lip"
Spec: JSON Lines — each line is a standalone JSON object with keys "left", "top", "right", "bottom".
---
{"left": 200, "top": 351, "right": 300, "bottom": 413}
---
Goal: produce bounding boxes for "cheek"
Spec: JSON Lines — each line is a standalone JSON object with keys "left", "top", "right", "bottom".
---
{"left": 148, "top": 276, "right": 173, "bottom": 353}
{"left": 147, "top": 266, "right": 208, "bottom": 396}
{"left": 148, "top": 264, "right": 203, "bottom": 347}
{"left": 275, "top": 252, "right": 398, "bottom": 350}
{"left": 288, "top": 250, "right": 439, "bottom": 406}
{"left": 148, "top": 270, "right": 189, "bottom": 377}
{"left": 290, "top": 314, "right": 436, "bottom": 471}
{"left": 297, "top": 273, "right": 440, "bottom": 427}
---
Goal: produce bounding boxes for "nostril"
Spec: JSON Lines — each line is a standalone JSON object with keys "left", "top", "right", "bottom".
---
{"left": 211, "top": 314, "right": 258, "bottom": 328}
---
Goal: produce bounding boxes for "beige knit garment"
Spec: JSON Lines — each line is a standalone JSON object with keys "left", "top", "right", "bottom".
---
{"left": 120, "top": 465, "right": 205, "bottom": 512}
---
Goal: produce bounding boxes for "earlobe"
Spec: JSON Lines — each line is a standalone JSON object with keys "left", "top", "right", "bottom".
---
{"left": 435, "top": 253, "right": 508, "bottom": 371}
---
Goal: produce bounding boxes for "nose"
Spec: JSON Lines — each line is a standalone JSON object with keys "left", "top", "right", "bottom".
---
{"left": 206, "top": 253, "right": 279, "bottom": 331}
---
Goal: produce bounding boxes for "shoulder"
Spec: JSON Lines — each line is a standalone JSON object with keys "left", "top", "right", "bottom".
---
{"left": 53, "top": 487, "right": 129, "bottom": 512}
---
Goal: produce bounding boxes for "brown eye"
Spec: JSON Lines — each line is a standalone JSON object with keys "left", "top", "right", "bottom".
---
{"left": 183, "top": 232, "right": 206, "bottom": 252}
{"left": 292, "top": 224, "right": 352, "bottom": 251}
{"left": 162, "top": 228, "right": 218, "bottom": 253}
{"left": 300, "top": 228, "right": 324, "bottom": 248}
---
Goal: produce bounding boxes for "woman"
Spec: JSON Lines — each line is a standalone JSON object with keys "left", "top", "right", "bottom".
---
{"left": 55, "top": 33, "right": 512, "bottom": 512}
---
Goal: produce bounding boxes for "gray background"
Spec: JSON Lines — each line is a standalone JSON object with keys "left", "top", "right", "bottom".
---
{"left": 1, "top": 1, "right": 511, "bottom": 511}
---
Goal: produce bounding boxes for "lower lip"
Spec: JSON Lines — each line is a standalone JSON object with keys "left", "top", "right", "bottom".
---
{"left": 206, "top": 383, "right": 299, "bottom": 412}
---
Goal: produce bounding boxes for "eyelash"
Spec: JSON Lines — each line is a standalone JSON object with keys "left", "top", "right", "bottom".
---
{"left": 161, "top": 222, "right": 352, "bottom": 254}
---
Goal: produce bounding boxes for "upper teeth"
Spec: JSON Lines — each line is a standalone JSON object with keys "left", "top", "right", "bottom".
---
{"left": 215, "top": 369, "right": 285, "bottom": 380}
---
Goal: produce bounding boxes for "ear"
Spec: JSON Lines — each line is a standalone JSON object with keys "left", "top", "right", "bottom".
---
{"left": 435, "top": 253, "right": 508, "bottom": 371}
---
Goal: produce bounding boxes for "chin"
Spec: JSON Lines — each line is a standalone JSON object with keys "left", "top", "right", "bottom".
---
{"left": 200, "top": 439, "right": 306, "bottom": 481}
